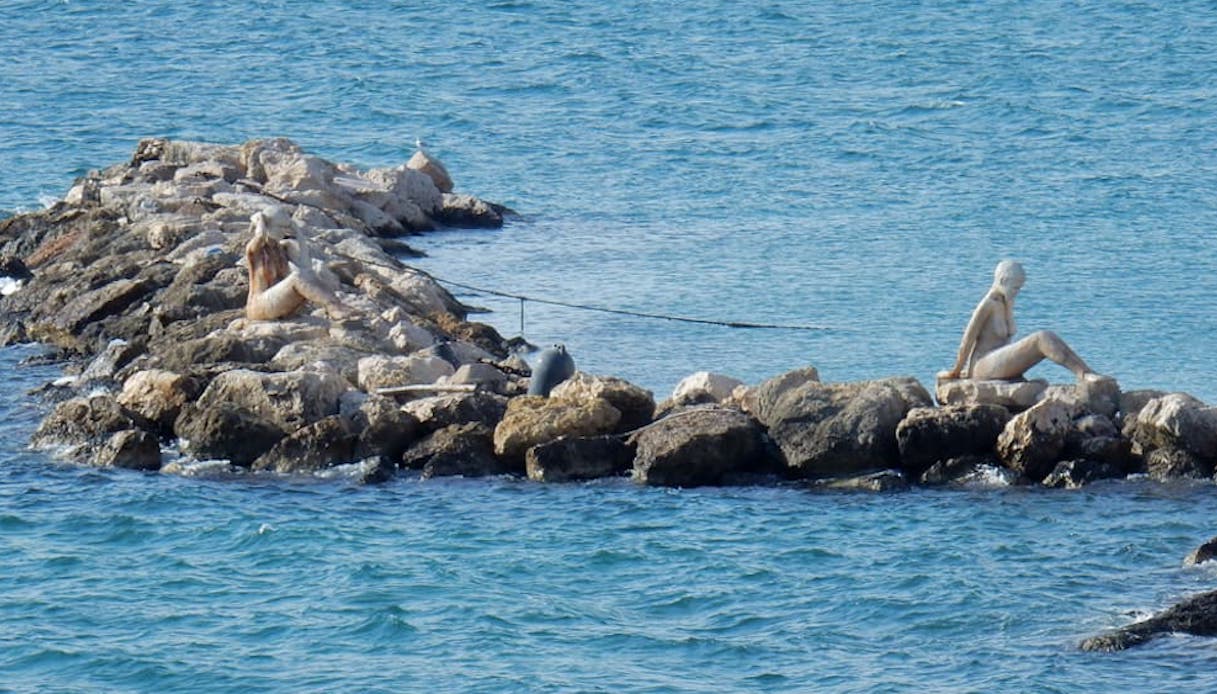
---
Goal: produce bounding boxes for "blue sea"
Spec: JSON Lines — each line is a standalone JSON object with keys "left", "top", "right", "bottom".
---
{"left": 3, "top": 1, "right": 1217, "bottom": 690}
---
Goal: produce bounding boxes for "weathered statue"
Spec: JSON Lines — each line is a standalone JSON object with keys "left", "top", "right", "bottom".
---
{"left": 244, "top": 207, "right": 351, "bottom": 321}
{"left": 942, "top": 260, "right": 1101, "bottom": 382}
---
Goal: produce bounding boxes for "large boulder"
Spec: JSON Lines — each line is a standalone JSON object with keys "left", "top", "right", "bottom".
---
{"left": 630, "top": 407, "right": 777, "bottom": 487}
{"left": 549, "top": 372, "right": 655, "bottom": 433}
{"left": 30, "top": 393, "right": 147, "bottom": 461}
{"left": 935, "top": 377, "right": 1047, "bottom": 411}
{"left": 525, "top": 435, "right": 635, "bottom": 483}
{"left": 670, "top": 371, "right": 745, "bottom": 406}
{"left": 251, "top": 416, "right": 357, "bottom": 474}
{"left": 1130, "top": 393, "right": 1217, "bottom": 471}
{"left": 1081, "top": 589, "right": 1217, "bottom": 651}
{"left": 919, "top": 456, "right": 1019, "bottom": 487}
{"left": 92, "top": 429, "right": 162, "bottom": 471}
{"left": 402, "top": 391, "right": 508, "bottom": 434}
{"left": 357, "top": 354, "right": 455, "bottom": 392}
{"left": 174, "top": 401, "right": 286, "bottom": 467}
{"left": 116, "top": 369, "right": 201, "bottom": 432}
{"left": 752, "top": 373, "right": 932, "bottom": 479}
{"left": 1040, "top": 459, "right": 1124, "bottom": 489}
{"left": 493, "top": 395, "right": 621, "bottom": 464}
{"left": 401, "top": 423, "right": 513, "bottom": 478}
{"left": 406, "top": 150, "right": 454, "bottom": 194}
{"left": 995, "top": 397, "right": 1082, "bottom": 482}
{"left": 340, "top": 392, "right": 420, "bottom": 465}
{"left": 190, "top": 367, "right": 350, "bottom": 433}
{"left": 895, "top": 405, "right": 1011, "bottom": 478}
{"left": 1184, "top": 536, "right": 1217, "bottom": 566}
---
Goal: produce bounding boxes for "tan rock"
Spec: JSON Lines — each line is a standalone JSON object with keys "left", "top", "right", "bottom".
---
{"left": 936, "top": 376, "right": 1047, "bottom": 411}
{"left": 493, "top": 395, "right": 621, "bottom": 462}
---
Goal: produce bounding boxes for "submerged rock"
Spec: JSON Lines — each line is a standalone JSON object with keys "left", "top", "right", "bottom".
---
{"left": 1080, "top": 589, "right": 1217, "bottom": 651}
{"left": 525, "top": 435, "right": 635, "bottom": 483}
{"left": 1184, "top": 536, "right": 1217, "bottom": 566}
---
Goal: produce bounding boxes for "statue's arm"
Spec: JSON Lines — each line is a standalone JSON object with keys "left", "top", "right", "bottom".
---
{"left": 945, "top": 295, "right": 992, "bottom": 378}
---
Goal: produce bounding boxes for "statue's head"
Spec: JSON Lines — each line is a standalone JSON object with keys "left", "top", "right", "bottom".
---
{"left": 993, "top": 260, "right": 1025, "bottom": 299}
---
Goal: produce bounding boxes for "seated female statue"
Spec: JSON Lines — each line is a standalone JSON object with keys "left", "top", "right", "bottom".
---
{"left": 244, "top": 206, "right": 351, "bottom": 321}
{"left": 942, "top": 260, "right": 1102, "bottom": 382}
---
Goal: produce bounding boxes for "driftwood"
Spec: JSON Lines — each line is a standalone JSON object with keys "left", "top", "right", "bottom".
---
{"left": 374, "top": 383, "right": 478, "bottom": 396}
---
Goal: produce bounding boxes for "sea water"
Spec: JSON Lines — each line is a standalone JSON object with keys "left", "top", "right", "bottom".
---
{"left": 2, "top": 1, "right": 1217, "bottom": 691}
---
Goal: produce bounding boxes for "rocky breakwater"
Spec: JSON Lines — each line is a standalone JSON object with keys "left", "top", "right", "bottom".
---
{"left": 2, "top": 137, "right": 517, "bottom": 479}
{"left": 5, "top": 139, "right": 1217, "bottom": 492}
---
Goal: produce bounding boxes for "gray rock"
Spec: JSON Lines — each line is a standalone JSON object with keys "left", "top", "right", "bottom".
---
{"left": 1080, "top": 589, "right": 1217, "bottom": 651}
{"left": 116, "top": 369, "right": 201, "bottom": 432}
{"left": 1145, "top": 447, "right": 1212, "bottom": 481}
{"left": 630, "top": 407, "right": 776, "bottom": 487}
{"left": 896, "top": 404, "right": 1011, "bottom": 478}
{"left": 815, "top": 470, "right": 909, "bottom": 493}
{"left": 340, "top": 392, "right": 420, "bottom": 465}
{"left": 996, "top": 397, "right": 1082, "bottom": 482}
{"left": 174, "top": 402, "right": 285, "bottom": 467}
{"left": 549, "top": 371, "right": 655, "bottom": 432}
{"left": 1131, "top": 393, "right": 1217, "bottom": 469}
{"left": 31, "top": 394, "right": 145, "bottom": 457}
{"left": 525, "top": 435, "right": 634, "bottom": 482}
{"left": 919, "top": 456, "right": 1018, "bottom": 487}
{"left": 94, "top": 429, "right": 162, "bottom": 471}
{"left": 935, "top": 377, "right": 1047, "bottom": 411}
{"left": 251, "top": 416, "right": 357, "bottom": 473}
{"left": 1041, "top": 459, "right": 1124, "bottom": 489}
{"left": 1184, "top": 536, "right": 1217, "bottom": 566}
{"left": 402, "top": 391, "right": 508, "bottom": 434}
{"left": 752, "top": 374, "right": 932, "bottom": 479}
{"left": 192, "top": 367, "right": 349, "bottom": 433}
{"left": 401, "top": 423, "right": 514, "bottom": 478}
{"left": 493, "top": 394, "right": 621, "bottom": 464}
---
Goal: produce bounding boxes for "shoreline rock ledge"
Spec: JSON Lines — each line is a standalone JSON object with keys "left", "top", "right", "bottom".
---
{"left": 4, "top": 138, "right": 1217, "bottom": 494}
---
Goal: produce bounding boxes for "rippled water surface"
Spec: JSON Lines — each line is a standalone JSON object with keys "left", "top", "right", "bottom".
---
{"left": 3, "top": 1, "right": 1217, "bottom": 691}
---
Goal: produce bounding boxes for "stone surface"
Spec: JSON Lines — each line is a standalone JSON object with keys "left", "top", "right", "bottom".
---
{"left": 174, "top": 401, "right": 286, "bottom": 467}
{"left": 935, "top": 377, "right": 1047, "bottom": 411}
{"left": 402, "top": 391, "right": 508, "bottom": 434}
{"left": 995, "top": 397, "right": 1082, "bottom": 482}
{"left": 1130, "top": 393, "right": 1217, "bottom": 466}
{"left": 895, "top": 404, "right": 1011, "bottom": 478}
{"left": 117, "top": 369, "right": 200, "bottom": 431}
{"left": 93, "top": 429, "right": 162, "bottom": 471}
{"left": 814, "top": 470, "right": 909, "bottom": 493}
{"left": 630, "top": 407, "right": 777, "bottom": 487}
{"left": 1040, "top": 459, "right": 1124, "bottom": 489}
{"left": 670, "top": 371, "right": 745, "bottom": 406}
{"left": 919, "top": 456, "right": 1018, "bottom": 487}
{"left": 525, "top": 435, "right": 635, "bottom": 483}
{"left": 340, "top": 392, "right": 419, "bottom": 465}
{"left": 406, "top": 150, "right": 454, "bottom": 194}
{"left": 251, "top": 416, "right": 357, "bottom": 473}
{"left": 493, "top": 395, "right": 622, "bottom": 463}
{"left": 752, "top": 374, "right": 933, "bottom": 479}
{"left": 357, "top": 354, "right": 456, "bottom": 392}
{"left": 31, "top": 394, "right": 144, "bottom": 456}
{"left": 401, "top": 423, "right": 513, "bottom": 478}
{"left": 1080, "top": 589, "right": 1217, "bottom": 652}
{"left": 549, "top": 371, "right": 655, "bottom": 433}
{"left": 1184, "top": 536, "right": 1217, "bottom": 566}
{"left": 1145, "top": 447, "right": 1211, "bottom": 481}
{"left": 192, "top": 367, "right": 350, "bottom": 433}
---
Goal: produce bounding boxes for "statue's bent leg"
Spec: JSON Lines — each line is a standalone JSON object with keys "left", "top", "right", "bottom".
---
{"left": 247, "top": 277, "right": 306, "bottom": 320}
{"left": 972, "top": 330, "right": 1091, "bottom": 380}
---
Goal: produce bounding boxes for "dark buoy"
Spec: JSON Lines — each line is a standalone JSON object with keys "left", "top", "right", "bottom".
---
{"left": 528, "top": 344, "right": 575, "bottom": 396}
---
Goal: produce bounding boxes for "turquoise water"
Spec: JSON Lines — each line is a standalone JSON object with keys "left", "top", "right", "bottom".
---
{"left": 4, "top": 1, "right": 1217, "bottom": 690}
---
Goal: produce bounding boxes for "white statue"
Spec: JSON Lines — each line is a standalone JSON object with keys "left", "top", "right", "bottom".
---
{"left": 244, "top": 207, "right": 351, "bottom": 321}
{"left": 942, "top": 260, "right": 1102, "bottom": 382}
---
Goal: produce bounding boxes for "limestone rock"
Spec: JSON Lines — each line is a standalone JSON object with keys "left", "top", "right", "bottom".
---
{"left": 1118, "top": 389, "right": 1169, "bottom": 429}
{"left": 630, "top": 406, "right": 777, "bottom": 487}
{"left": 93, "top": 429, "right": 162, "bottom": 471}
{"left": 1146, "top": 447, "right": 1211, "bottom": 481}
{"left": 1184, "top": 537, "right": 1217, "bottom": 566}
{"left": 402, "top": 423, "right": 513, "bottom": 478}
{"left": 550, "top": 371, "right": 655, "bottom": 432}
{"left": 402, "top": 391, "right": 508, "bottom": 434}
{"left": 752, "top": 373, "right": 932, "bottom": 479}
{"left": 895, "top": 405, "right": 1011, "bottom": 478}
{"left": 174, "top": 402, "right": 285, "bottom": 467}
{"left": 117, "top": 369, "right": 201, "bottom": 431}
{"left": 31, "top": 394, "right": 144, "bottom": 456}
{"left": 814, "top": 470, "right": 909, "bottom": 493}
{"left": 996, "top": 397, "right": 1082, "bottom": 482}
{"left": 406, "top": 150, "right": 454, "bottom": 194}
{"left": 493, "top": 395, "right": 621, "bottom": 464}
{"left": 526, "top": 435, "right": 635, "bottom": 483}
{"left": 251, "top": 416, "right": 357, "bottom": 474}
{"left": 444, "top": 363, "right": 508, "bottom": 390}
{"left": 357, "top": 354, "right": 455, "bottom": 392}
{"left": 191, "top": 367, "right": 349, "bottom": 433}
{"left": 743, "top": 366, "right": 820, "bottom": 416}
{"left": 670, "top": 371, "right": 745, "bottom": 406}
{"left": 1130, "top": 393, "right": 1217, "bottom": 466}
{"left": 919, "top": 456, "right": 1018, "bottom": 487}
{"left": 1080, "top": 589, "right": 1217, "bottom": 652}
{"left": 340, "top": 392, "right": 420, "bottom": 465}
{"left": 1041, "top": 459, "right": 1124, "bottom": 489}
{"left": 935, "top": 377, "right": 1047, "bottom": 411}
{"left": 437, "top": 193, "right": 503, "bottom": 228}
